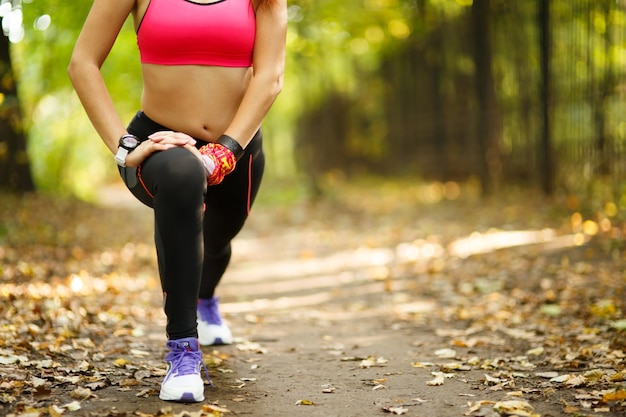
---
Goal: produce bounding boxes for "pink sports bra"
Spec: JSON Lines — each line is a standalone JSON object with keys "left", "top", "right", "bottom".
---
{"left": 137, "top": 0, "right": 256, "bottom": 67}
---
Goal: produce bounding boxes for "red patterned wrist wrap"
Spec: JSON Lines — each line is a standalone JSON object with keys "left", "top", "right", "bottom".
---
{"left": 199, "top": 143, "right": 237, "bottom": 185}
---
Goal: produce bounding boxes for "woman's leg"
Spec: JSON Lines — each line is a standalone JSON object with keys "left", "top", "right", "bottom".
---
{"left": 198, "top": 131, "right": 265, "bottom": 345}
{"left": 143, "top": 147, "right": 207, "bottom": 340}
{"left": 121, "top": 112, "right": 208, "bottom": 340}
{"left": 199, "top": 131, "right": 265, "bottom": 298}
{"left": 196, "top": 131, "right": 264, "bottom": 345}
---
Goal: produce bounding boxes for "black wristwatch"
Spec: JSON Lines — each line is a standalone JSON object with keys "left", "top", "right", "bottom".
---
{"left": 114, "top": 134, "right": 141, "bottom": 167}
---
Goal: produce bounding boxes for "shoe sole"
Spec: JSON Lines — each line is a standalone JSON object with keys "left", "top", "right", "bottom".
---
{"left": 159, "top": 390, "right": 204, "bottom": 402}
{"left": 199, "top": 336, "right": 233, "bottom": 346}
{"left": 197, "top": 321, "right": 232, "bottom": 345}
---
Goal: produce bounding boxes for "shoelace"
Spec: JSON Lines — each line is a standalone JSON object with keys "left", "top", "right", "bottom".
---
{"left": 165, "top": 342, "right": 213, "bottom": 386}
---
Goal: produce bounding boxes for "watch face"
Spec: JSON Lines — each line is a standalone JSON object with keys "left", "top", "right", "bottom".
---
{"left": 121, "top": 135, "right": 140, "bottom": 149}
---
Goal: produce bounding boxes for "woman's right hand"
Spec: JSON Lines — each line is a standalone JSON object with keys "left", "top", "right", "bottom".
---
{"left": 124, "top": 131, "right": 197, "bottom": 167}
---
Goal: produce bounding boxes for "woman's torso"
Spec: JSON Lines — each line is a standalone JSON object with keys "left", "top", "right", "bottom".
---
{"left": 132, "top": 0, "right": 256, "bottom": 142}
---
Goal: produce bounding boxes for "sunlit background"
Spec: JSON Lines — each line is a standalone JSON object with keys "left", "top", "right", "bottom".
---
{"left": 0, "top": 0, "right": 622, "bottom": 216}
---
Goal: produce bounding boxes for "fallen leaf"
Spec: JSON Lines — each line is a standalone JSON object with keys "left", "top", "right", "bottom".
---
{"left": 48, "top": 405, "right": 64, "bottom": 417}
{"left": 493, "top": 400, "right": 536, "bottom": 416}
{"left": 565, "top": 375, "right": 587, "bottom": 387}
{"left": 465, "top": 400, "right": 496, "bottom": 415}
{"left": 610, "top": 370, "right": 626, "bottom": 382}
{"left": 360, "top": 359, "right": 374, "bottom": 368}
{"left": 382, "top": 406, "right": 409, "bottom": 415}
{"left": 563, "top": 405, "right": 579, "bottom": 413}
{"left": 411, "top": 361, "right": 434, "bottom": 368}
{"left": 610, "top": 319, "right": 626, "bottom": 330}
{"left": 62, "top": 401, "right": 81, "bottom": 412}
{"left": 113, "top": 358, "right": 130, "bottom": 367}
{"left": 549, "top": 374, "right": 570, "bottom": 383}
{"left": 441, "top": 362, "right": 471, "bottom": 372}
{"left": 69, "top": 387, "right": 94, "bottom": 400}
{"left": 535, "top": 371, "right": 559, "bottom": 379}
{"left": 434, "top": 348, "right": 457, "bottom": 358}
{"left": 602, "top": 390, "right": 626, "bottom": 402}
{"left": 526, "top": 347, "right": 544, "bottom": 356}
{"left": 484, "top": 374, "right": 503, "bottom": 385}
{"left": 236, "top": 341, "right": 267, "bottom": 354}
{"left": 202, "top": 404, "right": 231, "bottom": 413}
{"left": 427, "top": 372, "right": 446, "bottom": 386}
{"left": 0, "top": 354, "right": 29, "bottom": 365}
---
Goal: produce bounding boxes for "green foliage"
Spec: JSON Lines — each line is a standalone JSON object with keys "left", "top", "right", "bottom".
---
{"left": 13, "top": 0, "right": 143, "bottom": 198}
{"left": 6, "top": 0, "right": 626, "bottom": 205}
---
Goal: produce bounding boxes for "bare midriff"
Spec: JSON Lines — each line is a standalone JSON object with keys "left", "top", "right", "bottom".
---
{"left": 140, "top": 61, "right": 252, "bottom": 143}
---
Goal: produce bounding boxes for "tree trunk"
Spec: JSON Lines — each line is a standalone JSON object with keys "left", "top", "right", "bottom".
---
{"left": 0, "top": 31, "right": 35, "bottom": 192}
{"left": 594, "top": 1, "right": 612, "bottom": 176}
{"left": 471, "top": 0, "right": 501, "bottom": 194}
{"left": 538, "top": 0, "right": 553, "bottom": 195}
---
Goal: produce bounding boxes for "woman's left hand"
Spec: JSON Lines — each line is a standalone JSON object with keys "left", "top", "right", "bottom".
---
{"left": 147, "top": 130, "right": 215, "bottom": 175}
{"left": 148, "top": 130, "right": 205, "bottom": 163}
{"left": 148, "top": 130, "right": 197, "bottom": 147}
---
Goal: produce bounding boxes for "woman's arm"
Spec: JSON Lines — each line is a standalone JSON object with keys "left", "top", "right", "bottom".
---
{"left": 222, "top": 0, "right": 288, "bottom": 148}
{"left": 68, "top": 0, "right": 137, "bottom": 154}
{"left": 69, "top": 0, "right": 193, "bottom": 166}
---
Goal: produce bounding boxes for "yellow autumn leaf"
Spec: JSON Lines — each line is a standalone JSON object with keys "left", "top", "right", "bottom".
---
{"left": 602, "top": 390, "right": 626, "bottom": 402}
{"left": 493, "top": 400, "right": 537, "bottom": 417}
{"left": 113, "top": 358, "right": 130, "bottom": 367}
{"left": 440, "top": 362, "right": 467, "bottom": 372}
{"left": 48, "top": 405, "right": 64, "bottom": 417}
{"left": 582, "top": 369, "right": 604, "bottom": 383}
{"left": 464, "top": 400, "right": 496, "bottom": 415}
{"left": 410, "top": 361, "right": 431, "bottom": 368}
{"left": 610, "top": 370, "right": 626, "bottom": 382}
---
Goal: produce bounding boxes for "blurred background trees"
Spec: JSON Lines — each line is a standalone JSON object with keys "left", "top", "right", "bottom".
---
{"left": 0, "top": 0, "right": 625, "bottom": 211}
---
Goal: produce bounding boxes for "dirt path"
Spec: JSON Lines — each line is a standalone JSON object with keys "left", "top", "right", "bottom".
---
{"left": 1, "top": 188, "right": 624, "bottom": 416}
{"left": 80, "top": 241, "right": 624, "bottom": 417}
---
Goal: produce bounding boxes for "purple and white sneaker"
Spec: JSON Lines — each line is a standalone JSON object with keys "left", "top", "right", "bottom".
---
{"left": 159, "top": 337, "right": 209, "bottom": 402}
{"left": 197, "top": 297, "right": 233, "bottom": 346}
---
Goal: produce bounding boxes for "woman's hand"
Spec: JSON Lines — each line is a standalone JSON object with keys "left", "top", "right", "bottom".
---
{"left": 146, "top": 130, "right": 238, "bottom": 186}
{"left": 123, "top": 131, "right": 197, "bottom": 167}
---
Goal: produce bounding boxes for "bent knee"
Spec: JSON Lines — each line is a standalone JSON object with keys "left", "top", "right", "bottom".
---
{"left": 147, "top": 148, "right": 206, "bottom": 197}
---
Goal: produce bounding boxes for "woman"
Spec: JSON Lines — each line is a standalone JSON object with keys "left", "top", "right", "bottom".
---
{"left": 68, "top": 0, "right": 286, "bottom": 403}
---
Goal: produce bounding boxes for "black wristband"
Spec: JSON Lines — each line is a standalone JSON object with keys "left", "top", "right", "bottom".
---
{"left": 217, "top": 134, "right": 245, "bottom": 161}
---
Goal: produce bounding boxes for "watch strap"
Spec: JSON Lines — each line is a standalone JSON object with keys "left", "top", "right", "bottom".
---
{"left": 216, "top": 134, "right": 245, "bottom": 161}
{"left": 115, "top": 147, "right": 130, "bottom": 167}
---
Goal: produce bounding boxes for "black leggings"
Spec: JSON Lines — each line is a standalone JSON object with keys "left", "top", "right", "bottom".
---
{"left": 119, "top": 111, "right": 265, "bottom": 340}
